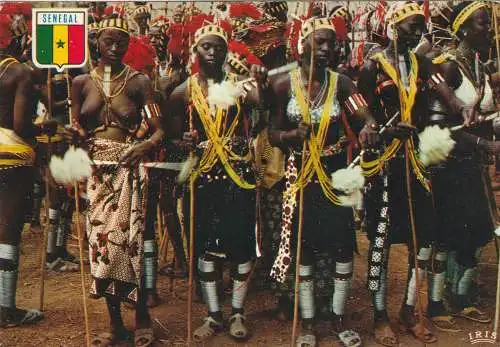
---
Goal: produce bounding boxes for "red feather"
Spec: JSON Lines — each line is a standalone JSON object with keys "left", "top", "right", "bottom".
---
{"left": 124, "top": 35, "right": 156, "bottom": 75}
{"left": 1, "top": 2, "right": 32, "bottom": 18}
{"left": 0, "top": 14, "right": 13, "bottom": 48}
{"left": 331, "top": 16, "right": 348, "bottom": 41}
{"left": 228, "top": 40, "right": 262, "bottom": 66}
{"left": 229, "top": 3, "right": 262, "bottom": 20}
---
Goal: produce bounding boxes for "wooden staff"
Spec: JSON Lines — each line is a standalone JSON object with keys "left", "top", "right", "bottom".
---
{"left": 393, "top": 27, "right": 424, "bottom": 334}
{"left": 291, "top": 18, "right": 316, "bottom": 347}
{"left": 186, "top": 102, "right": 195, "bottom": 346}
{"left": 39, "top": 68, "right": 52, "bottom": 312}
{"left": 493, "top": 2, "right": 500, "bottom": 74}
{"left": 74, "top": 182, "right": 91, "bottom": 347}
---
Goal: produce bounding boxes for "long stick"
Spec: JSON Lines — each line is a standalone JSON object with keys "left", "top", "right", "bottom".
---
{"left": 39, "top": 68, "right": 53, "bottom": 311}
{"left": 493, "top": 2, "right": 500, "bottom": 74}
{"left": 74, "top": 183, "right": 91, "bottom": 347}
{"left": 393, "top": 34, "right": 423, "bottom": 331}
{"left": 494, "top": 229, "right": 500, "bottom": 341}
{"left": 291, "top": 18, "right": 316, "bottom": 347}
{"left": 187, "top": 104, "right": 195, "bottom": 346}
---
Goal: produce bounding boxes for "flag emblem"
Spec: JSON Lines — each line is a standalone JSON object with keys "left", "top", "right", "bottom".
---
{"left": 32, "top": 8, "right": 88, "bottom": 71}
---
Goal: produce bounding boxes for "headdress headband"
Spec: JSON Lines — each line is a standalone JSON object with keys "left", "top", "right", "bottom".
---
{"left": 194, "top": 24, "right": 228, "bottom": 46}
{"left": 98, "top": 17, "right": 129, "bottom": 35}
{"left": 298, "top": 17, "right": 335, "bottom": 55}
{"left": 331, "top": 7, "right": 348, "bottom": 19}
{"left": 301, "top": 17, "right": 335, "bottom": 39}
{"left": 389, "top": 2, "right": 424, "bottom": 25}
{"left": 452, "top": 1, "right": 487, "bottom": 34}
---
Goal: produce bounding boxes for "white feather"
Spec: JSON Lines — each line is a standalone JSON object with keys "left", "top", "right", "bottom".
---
{"left": 418, "top": 125, "right": 456, "bottom": 166}
{"left": 207, "top": 80, "right": 245, "bottom": 109}
{"left": 64, "top": 147, "right": 93, "bottom": 182}
{"left": 49, "top": 156, "right": 72, "bottom": 185}
{"left": 177, "top": 155, "right": 199, "bottom": 184}
{"left": 331, "top": 166, "right": 365, "bottom": 208}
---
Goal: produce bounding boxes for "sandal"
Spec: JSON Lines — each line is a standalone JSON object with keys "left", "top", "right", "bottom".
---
{"left": 134, "top": 327, "right": 154, "bottom": 347}
{"left": 0, "top": 307, "right": 44, "bottom": 328}
{"left": 453, "top": 306, "right": 491, "bottom": 323}
{"left": 193, "top": 316, "right": 223, "bottom": 343}
{"left": 46, "top": 258, "right": 79, "bottom": 272}
{"left": 373, "top": 321, "right": 398, "bottom": 347}
{"left": 338, "top": 330, "right": 362, "bottom": 347}
{"left": 296, "top": 332, "right": 316, "bottom": 347}
{"left": 401, "top": 319, "right": 437, "bottom": 344}
{"left": 91, "top": 333, "right": 116, "bottom": 347}
{"left": 430, "top": 315, "right": 461, "bottom": 332}
{"left": 228, "top": 313, "right": 250, "bottom": 341}
{"left": 91, "top": 329, "right": 133, "bottom": 347}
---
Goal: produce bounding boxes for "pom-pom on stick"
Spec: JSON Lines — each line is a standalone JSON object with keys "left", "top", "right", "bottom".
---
{"left": 49, "top": 147, "right": 93, "bottom": 185}
{"left": 207, "top": 80, "right": 245, "bottom": 109}
{"left": 331, "top": 165, "right": 365, "bottom": 207}
{"left": 418, "top": 125, "right": 456, "bottom": 166}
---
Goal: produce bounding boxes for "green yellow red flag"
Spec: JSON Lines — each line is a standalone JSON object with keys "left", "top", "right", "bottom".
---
{"left": 33, "top": 9, "right": 87, "bottom": 70}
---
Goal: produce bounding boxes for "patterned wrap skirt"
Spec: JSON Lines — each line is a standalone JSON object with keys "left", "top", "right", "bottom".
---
{"left": 86, "top": 138, "right": 148, "bottom": 303}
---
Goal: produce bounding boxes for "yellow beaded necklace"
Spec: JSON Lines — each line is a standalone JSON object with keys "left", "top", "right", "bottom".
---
{"left": 287, "top": 68, "right": 342, "bottom": 205}
{"left": 361, "top": 52, "right": 429, "bottom": 191}
{"left": 189, "top": 74, "right": 255, "bottom": 189}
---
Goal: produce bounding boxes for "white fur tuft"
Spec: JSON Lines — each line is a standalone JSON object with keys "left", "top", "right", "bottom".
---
{"left": 207, "top": 80, "right": 245, "bottom": 109}
{"left": 49, "top": 156, "right": 72, "bottom": 185}
{"left": 49, "top": 147, "right": 93, "bottom": 185}
{"left": 331, "top": 166, "right": 365, "bottom": 208}
{"left": 418, "top": 125, "right": 456, "bottom": 166}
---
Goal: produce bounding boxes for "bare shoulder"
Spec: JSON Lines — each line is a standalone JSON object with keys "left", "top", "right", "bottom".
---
{"left": 8, "top": 61, "right": 33, "bottom": 80}
{"left": 72, "top": 73, "right": 91, "bottom": 87}
{"left": 170, "top": 79, "right": 189, "bottom": 103}
{"left": 269, "top": 72, "right": 290, "bottom": 97}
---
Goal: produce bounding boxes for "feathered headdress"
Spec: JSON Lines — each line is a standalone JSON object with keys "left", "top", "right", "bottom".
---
{"left": 99, "top": 6, "right": 129, "bottom": 36}
{"left": 123, "top": 35, "right": 156, "bottom": 75}
{"left": 0, "top": 2, "right": 31, "bottom": 48}
{"left": 227, "top": 40, "right": 262, "bottom": 76}
{"left": 103, "top": 5, "right": 127, "bottom": 19}
{"left": 229, "top": 3, "right": 263, "bottom": 20}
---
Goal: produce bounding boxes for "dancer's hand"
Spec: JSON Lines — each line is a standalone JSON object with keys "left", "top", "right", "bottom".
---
{"left": 359, "top": 123, "right": 380, "bottom": 148}
{"left": 182, "top": 130, "right": 199, "bottom": 148}
{"left": 120, "top": 140, "right": 155, "bottom": 167}
{"left": 294, "top": 120, "right": 311, "bottom": 142}
{"left": 385, "top": 122, "right": 416, "bottom": 141}
{"left": 250, "top": 64, "right": 268, "bottom": 87}
{"left": 460, "top": 104, "right": 479, "bottom": 127}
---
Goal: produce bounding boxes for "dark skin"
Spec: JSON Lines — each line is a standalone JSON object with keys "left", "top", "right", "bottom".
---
{"left": 0, "top": 35, "right": 52, "bottom": 324}
{"left": 436, "top": 7, "right": 500, "bottom": 154}
{"left": 169, "top": 35, "right": 266, "bottom": 145}
{"left": 71, "top": 29, "right": 164, "bottom": 167}
{"left": 267, "top": 29, "right": 379, "bottom": 150}
{"left": 71, "top": 28, "right": 163, "bottom": 340}
{"left": 359, "top": 14, "right": 477, "bottom": 142}
{"left": 357, "top": 13, "right": 478, "bottom": 345}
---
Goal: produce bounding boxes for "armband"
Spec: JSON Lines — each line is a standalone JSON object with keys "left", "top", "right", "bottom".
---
{"left": 143, "top": 103, "right": 161, "bottom": 119}
{"left": 427, "top": 73, "right": 445, "bottom": 90}
{"left": 344, "top": 93, "right": 368, "bottom": 115}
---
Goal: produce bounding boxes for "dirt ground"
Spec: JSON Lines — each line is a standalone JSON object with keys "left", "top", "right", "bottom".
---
{"left": 1, "top": 181, "right": 500, "bottom": 347}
